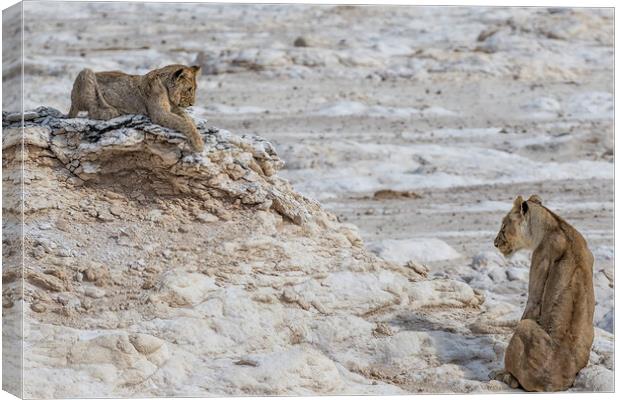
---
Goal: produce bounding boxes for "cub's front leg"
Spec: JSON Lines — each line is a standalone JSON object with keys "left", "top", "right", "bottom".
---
{"left": 144, "top": 78, "right": 205, "bottom": 152}
{"left": 149, "top": 106, "right": 205, "bottom": 152}
{"left": 171, "top": 106, "right": 205, "bottom": 152}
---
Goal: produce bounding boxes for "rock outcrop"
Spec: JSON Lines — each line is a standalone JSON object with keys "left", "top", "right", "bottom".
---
{"left": 2, "top": 108, "right": 613, "bottom": 397}
{"left": 3, "top": 107, "right": 317, "bottom": 226}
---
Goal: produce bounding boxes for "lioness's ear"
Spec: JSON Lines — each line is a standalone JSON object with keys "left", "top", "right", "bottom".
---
{"left": 190, "top": 65, "right": 202, "bottom": 76}
{"left": 521, "top": 201, "right": 529, "bottom": 215}
{"left": 513, "top": 195, "right": 524, "bottom": 208}
{"left": 527, "top": 194, "right": 542, "bottom": 205}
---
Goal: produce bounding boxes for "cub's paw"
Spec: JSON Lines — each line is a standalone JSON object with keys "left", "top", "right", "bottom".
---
{"left": 489, "top": 370, "right": 520, "bottom": 389}
{"left": 189, "top": 133, "right": 205, "bottom": 152}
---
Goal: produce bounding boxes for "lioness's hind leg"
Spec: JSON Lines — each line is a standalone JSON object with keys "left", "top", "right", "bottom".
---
{"left": 505, "top": 319, "right": 554, "bottom": 391}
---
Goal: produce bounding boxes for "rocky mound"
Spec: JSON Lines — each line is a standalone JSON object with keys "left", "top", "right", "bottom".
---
{"left": 2, "top": 107, "right": 317, "bottom": 226}
{"left": 2, "top": 108, "right": 613, "bottom": 397}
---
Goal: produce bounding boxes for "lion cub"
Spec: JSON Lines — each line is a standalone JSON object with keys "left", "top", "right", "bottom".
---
{"left": 492, "top": 195, "right": 595, "bottom": 391}
{"left": 68, "top": 64, "right": 205, "bottom": 151}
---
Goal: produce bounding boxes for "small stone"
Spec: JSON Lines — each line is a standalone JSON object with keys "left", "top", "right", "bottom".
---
{"left": 97, "top": 211, "right": 115, "bottom": 222}
{"left": 56, "top": 293, "right": 71, "bottom": 305}
{"left": 477, "top": 26, "right": 500, "bottom": 42}
{"left": 31, "top": 302, "right": 46, "bottom": 313}
{"left": 55, "top": 219, "right": 71, "bottom": 232}
{"left": 405, "top": 261, "right": 429, "bottom": 277}
{"left": 66, "top": 176, "right": 84, "bottom": 186}
{"left": 196, "top": 212, "right": 219, "bottom": 223}
{"left": 226, "top": 164, "right": 246, "bottom": 180}
{"left": 33, "top": 246, "right": 46, "bottom": 259}
{"left": 235, "top": 359, "right": 259, "bottom": 367}
{"left": 83, "top": 264, "right": 109, "bottom": 283}
{"left": 38, "top": 222, "right": 53, "bottom": 230}
{"left": 373, "top": 322, "right": 394, "bottom": 337}
{"left": 103, "top": 190, "right": 125, "bottom": 200}
{"left": 147, "top": 209, "right": 164, "bottom": 222}
{"left": 129, "top": 333, "right": 164, "bottom": 354}
{"left": 56, "top": 247, "right": 72, "bottom": 257}
{"left": 35, "top": 238, "right": 56, "bottom": 251}
{"left": 293, "top": 36, "right": 309, "bottom": 47}
{"left": 506, "top": 268, "right": 527, "bottom": 282}
{"left": 7, "top": 111, "right": 39, "bottom": 122}
{"left": 3, "top": 298, "right": 14, "bottom": 308}
{"left": 217, "top": 211, "right": 232, "bottom": 221}
{"left": 84, "top": 268, "right": 97, "bottom": 281}
{"left": 142, "top": 278, "right": 156, "bottom": 289}
{"left": 144, "top": 265, "right": 161, "bottom": 274}
{"left": 129, "top": 259, "right": 146, "bottom": 271}
{"left": 51, "top": 257, "right": 73, "bottom": 267}
{"left": 81, "top": 299, "right": 92, "bottom": 310}
{"left": 84, "top": 286, "right": 106, "bottom": 298}
{"left": 109, "top": 206, "right": 124, "bottom": 217}
{"left": 27, "top": 271, "right": 65, "bottom": 292}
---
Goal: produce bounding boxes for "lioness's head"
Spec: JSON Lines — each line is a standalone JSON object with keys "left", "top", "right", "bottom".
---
{"left": 494, "top": 195, "right": 543, "bottom": 257}
{"left": 163, "top": 65, "right": 201, "bottom": 108}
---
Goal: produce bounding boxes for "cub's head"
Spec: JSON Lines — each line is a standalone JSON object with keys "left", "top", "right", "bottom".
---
{"left": 494, "top": 195, "right": 543, "bottom": 257}
{"left": 164, "top": 65, "right": 201, "bottom": 108}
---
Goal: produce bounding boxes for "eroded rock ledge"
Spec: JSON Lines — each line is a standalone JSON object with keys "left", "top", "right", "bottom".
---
{"left": 2, "top": 107, "right": 317, "bottom": 225}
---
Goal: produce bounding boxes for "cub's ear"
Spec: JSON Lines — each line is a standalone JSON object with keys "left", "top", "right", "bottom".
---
{"left": 521, "top": 200, "right": 529, "bottom": 215}
{"left": 527, "top": 194, "right": 543, "bottom": 205}
{"left": 190, "top": 65, "right": 202, "bottom": 75}
{"left": 173, "top": 67, "right": 186, "bottom": 80}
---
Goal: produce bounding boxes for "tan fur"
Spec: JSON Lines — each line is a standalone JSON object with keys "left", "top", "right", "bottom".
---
{"left": 68, "top": 64, "right": 204, "bottom": 151}
{"left": 492, "top": 195, "right": 595, "bottom": 391}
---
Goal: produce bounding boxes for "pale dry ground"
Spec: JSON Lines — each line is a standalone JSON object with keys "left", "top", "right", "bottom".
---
{"left": 2, "top": 2, "right": 614, "bottom": 396}
{"left": 197, "top": 72, "right": 614, "bottom": 331}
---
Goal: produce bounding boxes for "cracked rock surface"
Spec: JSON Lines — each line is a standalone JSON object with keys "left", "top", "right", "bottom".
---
{"left": 3, "top": 107, "right": 313, "bottom": 226}
{"left": 2, "top": 108, "right": 613, "bottom": 397}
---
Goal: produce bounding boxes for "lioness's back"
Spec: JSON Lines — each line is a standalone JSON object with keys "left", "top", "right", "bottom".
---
{"left": 495, "top": 195, "right": 595, "bottom": 391}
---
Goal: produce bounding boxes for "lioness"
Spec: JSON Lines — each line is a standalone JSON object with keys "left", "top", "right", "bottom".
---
{"left": 68, "top": 64, "right": 205, "bottom": 151}
{"left": 491, "top": 195, "right": 594, "bottom": 391}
